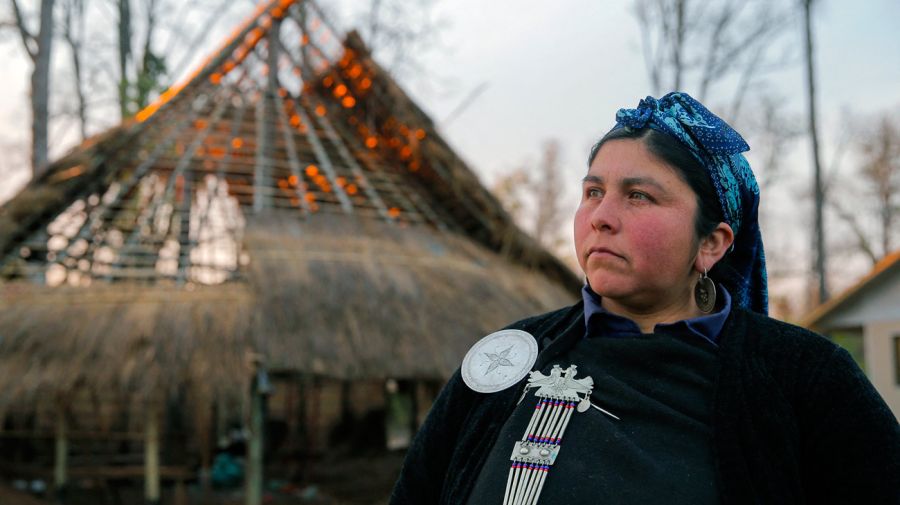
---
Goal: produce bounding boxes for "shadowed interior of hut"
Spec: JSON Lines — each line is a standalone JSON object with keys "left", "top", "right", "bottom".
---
{"left": 0, "top": 377, "right": 441, "bottom": 504}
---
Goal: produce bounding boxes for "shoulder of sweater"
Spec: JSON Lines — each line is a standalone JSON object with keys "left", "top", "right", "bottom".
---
{"left": 725, "top": 307, "right": 849, "bottom": 372}
{"left": 500, "top": 302, "right": 584, "bottom": 336}
{"left": 732, "top": 307, "right": 837, "bottom": 351}
{"left": 719, "top": 308, "right": 880, "bottom": 423}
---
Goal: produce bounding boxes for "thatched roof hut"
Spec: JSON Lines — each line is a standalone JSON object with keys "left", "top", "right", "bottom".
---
{"left": 0, "top": 0, "right": 577, "bottom": 438}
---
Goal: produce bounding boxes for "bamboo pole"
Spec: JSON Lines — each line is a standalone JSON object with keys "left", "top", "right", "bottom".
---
{"left": 144, "top": 408, "right": 161, "bottom": 505}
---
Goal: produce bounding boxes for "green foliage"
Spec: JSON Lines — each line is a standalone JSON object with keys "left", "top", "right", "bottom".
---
{"left": 134, "top": 51, "right": 168, "bottom": 111}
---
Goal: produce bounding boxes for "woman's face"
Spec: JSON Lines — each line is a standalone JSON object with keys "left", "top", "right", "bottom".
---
{"left": 574, "top": 138, "right": 701, "bottom": 311}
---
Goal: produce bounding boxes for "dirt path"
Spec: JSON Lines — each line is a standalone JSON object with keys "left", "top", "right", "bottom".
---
{"left": 0, "top": 484, "right": 51, "bottom": 505}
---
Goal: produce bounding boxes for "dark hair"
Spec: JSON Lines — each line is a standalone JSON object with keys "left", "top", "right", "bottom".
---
{"left": 587, "top": 127, "right": 723, "bottom": 241}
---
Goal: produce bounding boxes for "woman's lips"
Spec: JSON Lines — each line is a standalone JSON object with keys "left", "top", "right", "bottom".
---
{"left": 587, "top": 247, "right": 624, "bottom": 260}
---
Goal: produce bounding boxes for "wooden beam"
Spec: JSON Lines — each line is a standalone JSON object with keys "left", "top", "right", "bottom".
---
{"left": 253, "top": 17, "right": 282, "bottom": 214}
{"left": 307, "top": 99, "right": 395, "bottom": 221}
{"left": 254, "top": 87, "right": 271, "bottom": 213}
{"left": 273, "top": 89, "right": 313, "bottom": 215}
{"left": 294, "top": 103, "right": 354, "bottom": 213}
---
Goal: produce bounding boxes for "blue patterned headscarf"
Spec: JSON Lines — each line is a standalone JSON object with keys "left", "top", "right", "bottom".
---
{"left": 612, "top": 92, "right": 768, "bottom": 314}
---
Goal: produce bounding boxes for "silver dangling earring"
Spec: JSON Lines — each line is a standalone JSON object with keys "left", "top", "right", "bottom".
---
{"left": 694, "top": 268, "right": 716, "bottom": 313}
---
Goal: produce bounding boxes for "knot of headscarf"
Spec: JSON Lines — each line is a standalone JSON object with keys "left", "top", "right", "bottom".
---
{"left": 613, "top": 92, "right": 768, "bottom": 314}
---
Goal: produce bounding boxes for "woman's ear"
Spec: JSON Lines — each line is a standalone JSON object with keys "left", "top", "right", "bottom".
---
{"left": 695, "top": 222, "right": 735, "bottom": 272}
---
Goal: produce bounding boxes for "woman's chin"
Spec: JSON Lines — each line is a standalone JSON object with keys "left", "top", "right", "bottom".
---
{"left": 584, "top": 276, "right": 633, "bottom": 300}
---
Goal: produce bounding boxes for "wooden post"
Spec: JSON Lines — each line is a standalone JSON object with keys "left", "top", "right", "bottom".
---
{"left": 409, "top": 381, "right": 420, "bottom": 433}
{"left": 145, "top": 408, "right": 160, "bottom": 505}
{"left": 297, "top": 378, "right": 309, "bottom": 477}
{"left": 246, "top": 390, "right": 263, "bottom": 505}
{"left": 340, "top": 381, "right": 353, "bottom": 425}
{"left": 199, "top": 404, "right": 214, "bottom": 504}
{"left": 245, "top": 369, "right": 269, "bottom": 505}
{"left": 309, "top": 378, "right": 321, "bottom": 454}
{"left": 284, "top": 377, "right": 297, "bottom": 455}
{"left": 54, "top": 410, "right": 67, "bottom": 502}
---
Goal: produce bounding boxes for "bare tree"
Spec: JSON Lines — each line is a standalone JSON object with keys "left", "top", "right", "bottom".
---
{"left": 352, "top": 0, "right": 446, "bottom": 84}
{"left": 532, "top": 140, "right": 565, "bottom": 252}
{"left": 633, "top": 0, "right": 795, "bottom": 124}
{"left": 744, "top": 92, "right": 803, "bottom": 192}
{"left": 115, "top": 0, "right": 167, "bottom": 119}
{"left": 863, "top": 116, "right": 900, "bottom": 257}
{"left": 492, "top": 168, "right": 529, "bottom": 224}
{"left": 116, "top": 0, "right": 131, "bottom": 118}
{"left": 631, "top": 0, "right": 800, "bottom": 219}
{"left": 492, "top": 140, "right": 568, "bottom": 256}
{"left": 8, "top": 0, "right": 55, "bottom": 177}
{"left": 134, "top": 0, "right": 166, "bottom": 110}
{"left": 832, "top": 114, "right": 900, "bottom": 265}
{"left": 60, "top": 0, "right": 87, "bottom": 139}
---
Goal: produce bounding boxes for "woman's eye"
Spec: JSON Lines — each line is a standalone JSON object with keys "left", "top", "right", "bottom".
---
{"left": 629, "top": 191, "right": 651, "bottom": 201}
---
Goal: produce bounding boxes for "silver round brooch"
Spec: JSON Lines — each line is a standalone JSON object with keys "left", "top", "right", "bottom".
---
{"left": 461, "top": 329, "right": 538, "bottom": 393}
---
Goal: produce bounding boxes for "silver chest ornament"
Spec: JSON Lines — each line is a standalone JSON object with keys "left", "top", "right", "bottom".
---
{"left": 462, "top": 329, "right": 538, "bottom": 394}
{"left": 462, "top": 331, "right": 619, "bottom": 505}
{"left": 502, "top": 364, "right": 594, "bottom": 505}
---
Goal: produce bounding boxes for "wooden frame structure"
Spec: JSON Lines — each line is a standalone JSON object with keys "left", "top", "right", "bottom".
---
{"left": 0, "top": 1, "right": 580, "bottom": 503}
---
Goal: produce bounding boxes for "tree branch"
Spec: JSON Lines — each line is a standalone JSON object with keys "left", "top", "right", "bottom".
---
{"left": 9, "top": 0, "right": 37, "bottom": 61}
{"left": 831, "top": 198, "right": 879, "bottom": 266}
{"left": 634, "top": 0, "right": 661, "bottom": 94}
{"left": 727, "top": 41, "right": 764, "bottom": 123}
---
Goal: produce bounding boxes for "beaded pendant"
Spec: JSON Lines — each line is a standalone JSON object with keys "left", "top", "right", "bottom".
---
{"left": 502, "top": 364, "right": 617, "bottom": 505}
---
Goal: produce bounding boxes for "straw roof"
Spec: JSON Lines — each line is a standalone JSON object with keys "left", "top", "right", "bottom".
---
{"left": 0, "top": 282, "right": 254, "bottom": 418}
{"left": 247, "top": 212, "right": 573, "bottom": 379}
{"left": 0, "top": 0, "right": 579, "bottom": 417}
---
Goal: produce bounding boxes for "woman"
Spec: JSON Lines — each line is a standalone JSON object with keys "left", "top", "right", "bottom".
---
{"left": 390, "top": 93, "right": 899, "bottom": 504}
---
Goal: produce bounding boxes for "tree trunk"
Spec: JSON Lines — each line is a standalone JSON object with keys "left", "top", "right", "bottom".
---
{"left": 72, "top": 50, "right": 87, "bottom": 140}
{"left": 62, "top": 0, "right": 87, "bottom": 140}
{"left": 30, "top": 0, "right": 54, "bottom": 178}
{"left": 671, "top": 0, "right": 686, "bottom": 91}
{"left": 118, "top": 0, "right": 132, "bottom": 119}
{"left": 802, "top": 0, "right": 828, "bottom": 303}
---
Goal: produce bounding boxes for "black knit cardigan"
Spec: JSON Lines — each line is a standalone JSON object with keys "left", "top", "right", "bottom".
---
{"left": 389, "top": 302, "right": 900, "bottom": 505}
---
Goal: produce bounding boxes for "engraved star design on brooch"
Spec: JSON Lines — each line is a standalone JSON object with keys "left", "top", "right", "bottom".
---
{"left": 483, "top": 345, "right": 514, "bottom": 375}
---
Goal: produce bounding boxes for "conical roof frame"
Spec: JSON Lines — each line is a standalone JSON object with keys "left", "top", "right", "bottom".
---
{"left": 0, "top": 0, "right": 578, "bottom": 417}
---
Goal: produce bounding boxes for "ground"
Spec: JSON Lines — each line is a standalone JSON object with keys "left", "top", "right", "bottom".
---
{"left": 0, "top": 451, "right": 405, "bottom": 505}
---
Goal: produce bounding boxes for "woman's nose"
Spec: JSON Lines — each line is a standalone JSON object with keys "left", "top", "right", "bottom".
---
{"left": 590, "top": 195, "right": 620, "bottom": 232}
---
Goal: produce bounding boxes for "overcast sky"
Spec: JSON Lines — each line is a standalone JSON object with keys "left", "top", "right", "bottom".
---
{"left": 1, "top": 0, "right": 898, "bottom": 306}
{"left": 349, "top": 0, "right": 900, "bottom": 304}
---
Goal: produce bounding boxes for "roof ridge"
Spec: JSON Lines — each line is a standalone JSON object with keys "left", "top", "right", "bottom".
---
{"left": 802, "top": 248, "right": 900, "bottom": 329}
